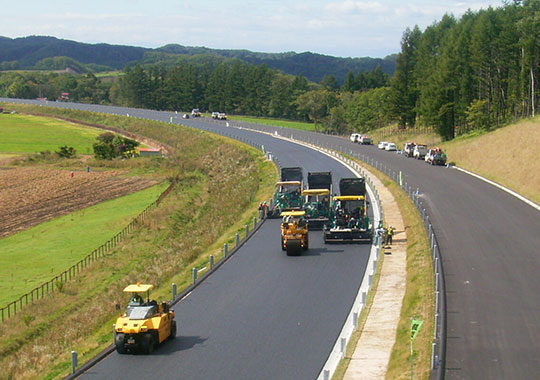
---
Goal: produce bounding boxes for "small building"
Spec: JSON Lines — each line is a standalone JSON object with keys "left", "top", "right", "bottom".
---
{"left": 139, "top": 148, "right": 162, "bottom": 157}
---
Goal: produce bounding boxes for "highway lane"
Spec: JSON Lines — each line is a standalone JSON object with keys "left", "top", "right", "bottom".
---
{"left": 6, "top": 99, "right": 540, "bottom": 378}
{"left": 219, "top": 119, "right": 540, "bottom": 379}
{"left": 0, "top": 100, "right": 375, "bottom": 379}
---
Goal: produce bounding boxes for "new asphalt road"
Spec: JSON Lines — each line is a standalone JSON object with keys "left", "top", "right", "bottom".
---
{"left": 3, "top": 99, "right": 540, "bottom": 379}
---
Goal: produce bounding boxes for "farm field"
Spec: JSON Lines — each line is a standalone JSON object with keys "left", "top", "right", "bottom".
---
{"left": 0, "top": 167, "right": 160, "bottom": 238}
{"left": 0, "top": 179, "right": 168, "bottom": 306}
{"left": 0, "top": 114, "right": 102, "bottom": 154}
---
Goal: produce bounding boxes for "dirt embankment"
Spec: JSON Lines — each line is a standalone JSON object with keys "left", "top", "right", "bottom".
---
{"left": 0, "top": 167, "right": 159, "bottom": 238}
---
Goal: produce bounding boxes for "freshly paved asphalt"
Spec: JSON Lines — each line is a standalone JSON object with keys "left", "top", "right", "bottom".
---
{"left": 1, "top": 100, "right": 375, "bottom": 379}
{"left": 4, "top": 99, "right": 540, "bottom": 378}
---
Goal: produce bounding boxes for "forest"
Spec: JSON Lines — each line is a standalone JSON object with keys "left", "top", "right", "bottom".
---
{"left": 1, "top": 1, "right": 539, "bottom": 140}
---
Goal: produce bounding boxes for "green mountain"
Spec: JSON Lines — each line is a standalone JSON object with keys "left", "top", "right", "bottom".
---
{"left": 0, "top": 36, "right": 396, "bottom": 82}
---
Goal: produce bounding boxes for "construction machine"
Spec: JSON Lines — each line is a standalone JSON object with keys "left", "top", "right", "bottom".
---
{"left": 113, "top": 283, "right": 176, "bottom": 354}
{"left": 323, "top": 177, "right": 373, "bottom": 243}
{"left": 280, "top": 210, "right": 309, "bottom": 256}
{"left": 268, "top": 167, "right": 304, "bottom": 217}
{"left": 302, "top": 171, "right": 333, "bottom": 229}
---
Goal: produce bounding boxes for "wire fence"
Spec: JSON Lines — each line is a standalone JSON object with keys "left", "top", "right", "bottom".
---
{"left": 0, "top": 180, "right": 176, "bottom": 323}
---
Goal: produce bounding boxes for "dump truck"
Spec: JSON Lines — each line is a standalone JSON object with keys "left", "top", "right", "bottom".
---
{"left": 268, "top": 167, "right": 304, "bottom": 217}
{"left": 280, "top": 210, "right": 309, "bottom": 255}
{"left": 302, "top": 171, "right": 332, "bottom": 229}
{"left": 113, "top": 283, "right": 176, "bottom": 354}
{"left": 323, "top": 177, "right": 372, "bottom": 243}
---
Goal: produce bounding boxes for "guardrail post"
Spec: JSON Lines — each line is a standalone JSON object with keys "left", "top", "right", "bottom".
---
{"left": 210, "top": 255, "right": 214, "bottom": 270}
{"left": 431, "top": 342, "right": 436, "bottom": 370}
{"left": 192, "top": 268, "right": 197, "bottom": 284}
{"left": 253, "top": 217, "right": 257, "bottom": 230}
{"left": 245, "top": 224, "right": 249, "bottom": 239}
{"left": 71, "top": 351, "right": 78, "bottom": 374}
{"left": 236, "top": 233, "right": 240, "bottom": 247}
{"left": 172, "top": 283, "right": 177, "bottom": 299}
{"left": 340, "top": 337, "right": 346, "bottom": 358}
{"left": 224, "top": 243, "right": 228, "bottom": 257}
{"left": 353, "top": 312, "right": 359, "bottom": 330}
{"left": 323, "top": 370, "right": 329, "bottom": 380}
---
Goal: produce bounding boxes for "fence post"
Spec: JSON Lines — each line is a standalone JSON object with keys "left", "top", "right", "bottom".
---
{"left": 224, "top": 243, "right": 229, "bottom": 257}
{"left": 172, "top": 283, "right": 177, "bottom": 300}
{"left": 210, "top": 255, "right": 214, "bottom": 270}
{"left": 236, "top": 233, "right": 240, "bottom": 247}
{"left": 192, "top": 268, "right": 197, "bottom": 284}
{"left": 245, "top": 224, "right": 249, "bottom": 239}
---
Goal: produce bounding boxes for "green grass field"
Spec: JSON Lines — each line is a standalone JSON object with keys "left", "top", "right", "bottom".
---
{"left": 228, "top": 115, "right": 318, "bottom": 131}
{"left": 0, "top": 114, "right": 102, "bottom": 154}
{"left": 0, "top": 182, "right": 168, "bottom": 306}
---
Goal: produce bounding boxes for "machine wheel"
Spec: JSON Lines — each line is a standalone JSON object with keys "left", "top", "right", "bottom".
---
{"left": 303, "top": 236, "right": 309, "bottom": 251}
{"left": 141, "top": 332, "right": 156, "bottom": 354}
{"left": 114, "top": 332, "right": 127, "bottom": 354}
{"left": 286, "top": 239, "right": 302, "bottom": 256}
{"left": 169, "top": 320, "right": 177, "bottom": 340}
{"left": 281, "top": 236, "right": 286, "bottom": 251}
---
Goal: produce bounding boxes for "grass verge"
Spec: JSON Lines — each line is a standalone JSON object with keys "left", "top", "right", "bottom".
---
{"left": 228, "top": 115, "right": 318, "bottom": 131}
{"left": 331, "top": 160, "right": 434, "bottom": 380}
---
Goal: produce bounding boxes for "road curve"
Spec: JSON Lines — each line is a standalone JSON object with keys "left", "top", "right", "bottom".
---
{"left": 0, "top": 99, "right": 377, "bottom": 379}
{"left": 4, "top": 99, "right": 540, "bottom": 378}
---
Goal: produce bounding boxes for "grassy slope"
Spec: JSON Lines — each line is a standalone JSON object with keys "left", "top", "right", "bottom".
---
{"left": 0, "top": 182, "right": 168, "bottom": 306}
{"left": 440, "top": 116, "right": 540, "bottom": 204}
{"left": 0, "top": 114, "right": 102, "bottom": 154}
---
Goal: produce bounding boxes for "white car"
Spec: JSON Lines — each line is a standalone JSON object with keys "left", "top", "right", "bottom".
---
{"left": 377, "top": 141, "right": 388, "bottom": 150}
{"left": 350, "top": 133, "right": 361, "bottom": 143}
{"left": 413, "top": 144, "right": 428, "bottom": 159}
{"left": 385, "top": 142, "right": 397, "bottom": 151}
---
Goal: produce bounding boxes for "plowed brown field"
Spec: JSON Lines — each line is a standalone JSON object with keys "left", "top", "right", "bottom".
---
{"left": 0, "top": 167, "right": 159, "bottom": 238}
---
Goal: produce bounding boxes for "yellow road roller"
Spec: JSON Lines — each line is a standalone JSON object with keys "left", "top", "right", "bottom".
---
{"left": 113, "top": 283, "right": 176, "bottom": 354}
{"left": 280, "top": 210, "right": 309, "bottom": 256}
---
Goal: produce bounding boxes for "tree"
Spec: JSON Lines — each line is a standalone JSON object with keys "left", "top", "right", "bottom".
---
{"left": 390, "top": 26, "right": 422, "bottom": 128}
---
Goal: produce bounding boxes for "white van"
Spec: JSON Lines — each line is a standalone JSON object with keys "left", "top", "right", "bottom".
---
{"left": 350, "top": 133, "right": 361, "bottom": 143}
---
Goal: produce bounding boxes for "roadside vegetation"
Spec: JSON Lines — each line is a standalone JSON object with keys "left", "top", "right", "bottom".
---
{"left": 0, "top": 105, "right": 277, "bottom": 379}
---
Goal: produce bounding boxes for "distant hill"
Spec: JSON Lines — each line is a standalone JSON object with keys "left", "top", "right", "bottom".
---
{"left": 0, "top": 36, "right": 396, "bottom": 82}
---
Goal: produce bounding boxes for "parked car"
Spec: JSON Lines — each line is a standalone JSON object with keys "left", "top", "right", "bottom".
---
{"left": 404, "top": 142, "right": 416, "bottom": 157}
{"left": 425, "top": 148, "right": 447, "bottom": 165}
{"left": 191, "top": 108, "right": 201, "bottom": 117}
{"left": 350, "top": 133, "right": 361, "bottom": 143}
{"left": 377, "top": 141, "right": 389, "bottom": 150}
{"left": 217, "top": 112, "right": 227, "bottom": 120}
{"left": 211, "top": 112, "right": 219, "bottom": 119}
{"left": 413, "top": 144, "right": 428, "bottom": 159}
{"left": 182, "top": 113, "right": 189, "bottom": 119}
{"left": 359, "top": 135, "right": 372, "bottom": 145}
{"left": 385, "top": 142, "right": 397, "bottom": 151}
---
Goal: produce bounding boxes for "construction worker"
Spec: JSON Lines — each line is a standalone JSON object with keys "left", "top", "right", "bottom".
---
{"left": 130, "top": 293, "right": 144, "bottom": 306}
{"left": 262, "top": 201, "right": 268, "bottom": 217}
{"left": 387, "top": 225, "right": 394, "bottom": 245}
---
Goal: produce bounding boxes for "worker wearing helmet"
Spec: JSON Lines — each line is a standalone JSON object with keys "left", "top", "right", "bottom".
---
{"left": 387, "top": 225, "right": 394, "bottom": 245}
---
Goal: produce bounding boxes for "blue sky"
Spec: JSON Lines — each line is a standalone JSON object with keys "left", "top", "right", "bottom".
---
{"left": 3, "top": 0, "right": 501, "bottom": 58}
